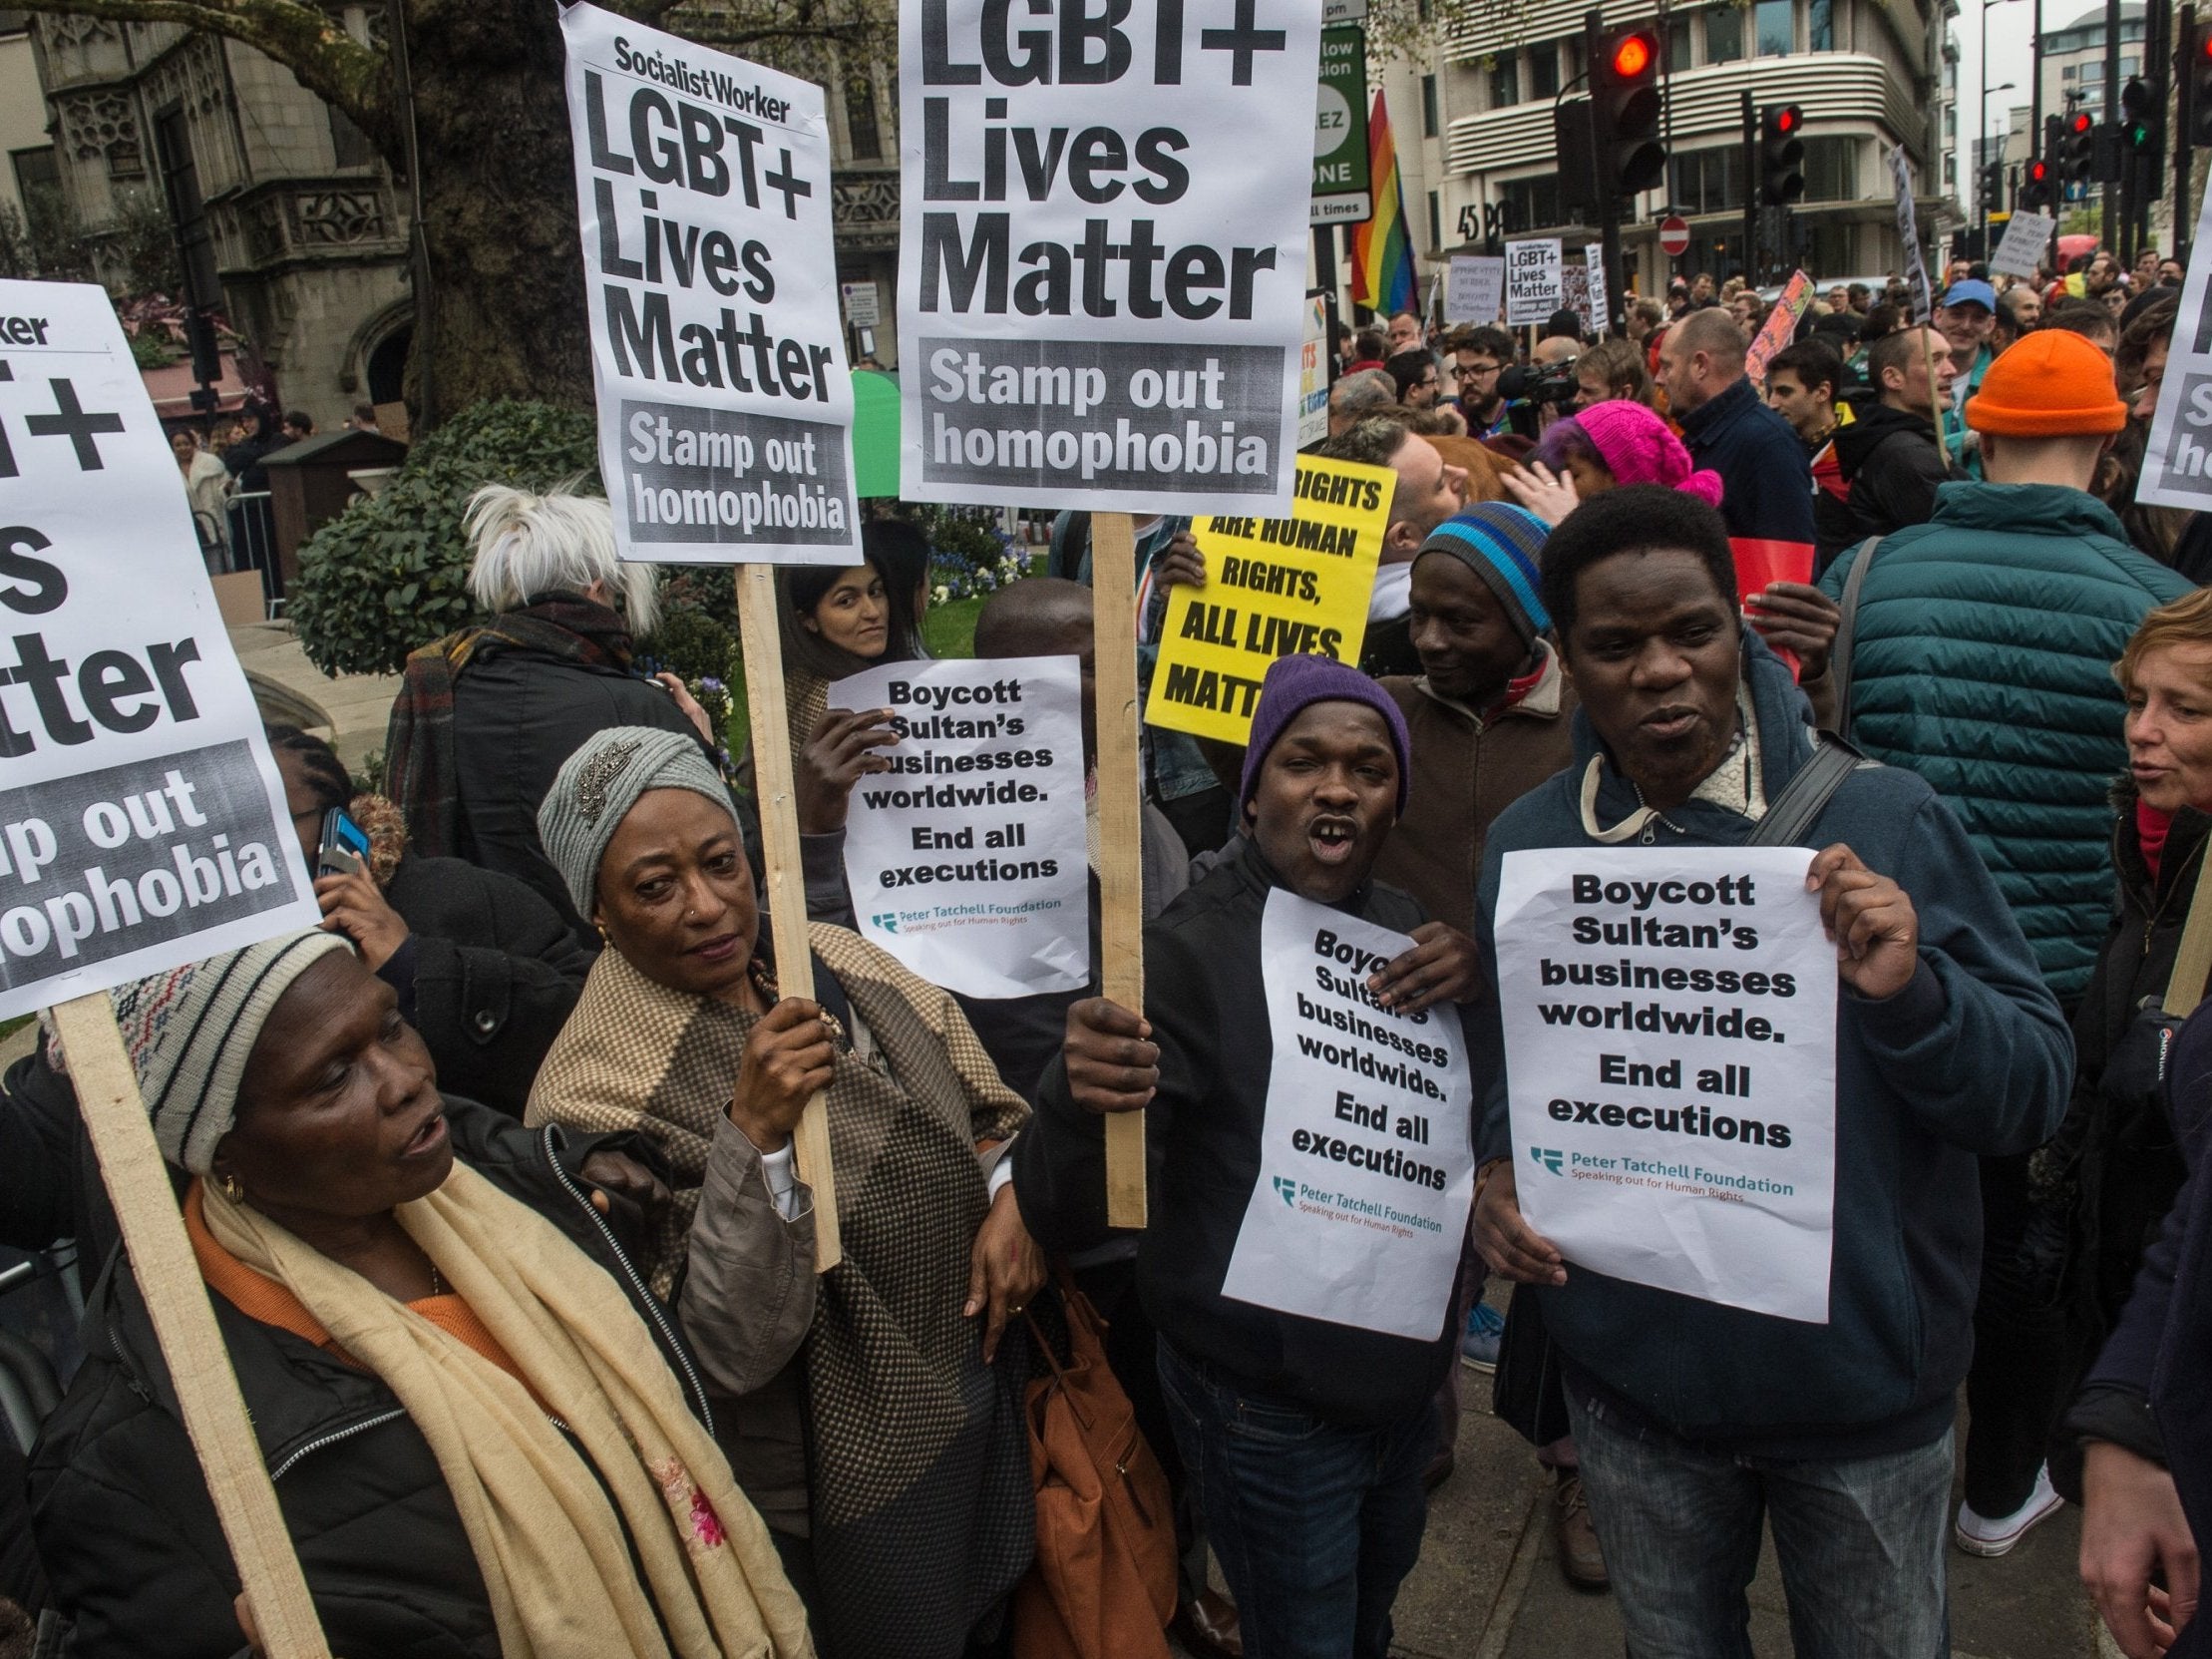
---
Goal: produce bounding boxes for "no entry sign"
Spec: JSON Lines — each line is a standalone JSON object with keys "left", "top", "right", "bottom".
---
{"left": 1659, "top": 214, "right": 1690, "bottom": 257}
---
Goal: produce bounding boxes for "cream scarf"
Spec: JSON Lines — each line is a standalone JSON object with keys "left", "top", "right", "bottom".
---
{"left": 202, "top": 1167, "right": 813, "bottom": 1659}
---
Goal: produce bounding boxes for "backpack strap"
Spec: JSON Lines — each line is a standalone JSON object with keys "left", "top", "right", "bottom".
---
{"left": 1747, "top": 733, "right": 1865, "bottom": 848}
{"left": 1827, "top": 533, "right": 1885, "bottom": 742}
{"left": 2164, "top": 838, "right": 2212, "bottom": 1018}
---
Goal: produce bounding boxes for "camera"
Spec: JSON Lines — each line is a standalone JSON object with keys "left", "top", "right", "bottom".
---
{"left": 1498, "top": 357, "right": 1580, "bottom": 406}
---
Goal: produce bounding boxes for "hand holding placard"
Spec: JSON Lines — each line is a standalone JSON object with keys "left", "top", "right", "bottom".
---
{"left": 1805, "top": 842, "right": 1920, "bottom": 998}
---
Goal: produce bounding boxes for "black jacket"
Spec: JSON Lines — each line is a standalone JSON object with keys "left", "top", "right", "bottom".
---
{"left": 26, "top": 1101, "right": 692, "bottom": 1659}
{"left": 1814, "top": 400, "right": 1957, "bottom": 564}
{"left": 1014, "top": 837, "right": 1469, "bottom": 1427}
{"left": 446, "top": 644, "right": 703, "bottom": 947}
{"left": 2057, "top": 793, "right": 2206, "bottom": 1328}
{"left": 1677, "top": 374, "right": 1817, "bottom": 546}
{"left": 379, "top": 854, "right": 595, "bottom": 1115}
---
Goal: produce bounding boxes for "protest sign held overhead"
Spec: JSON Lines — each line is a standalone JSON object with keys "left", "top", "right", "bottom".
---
{"left": 836, "top": 654, "right": 1089, "bottom": 1000}
{"left": 1990, "top": 211, "right": 2055, "bottom": 280}
{"left": 1746, "top": 269, "right": 1813, "bottom": 385}
{"left": 0, "top": 280, "right": 319, "bottom": 1020}
{"left": 2136, "top": 193, "right": 2212, "bottom": 509}
{"left": 1447, "top": 255, "right": 1503, "bottom": 325}
{"left": 1583, "top": 243, "right": 1609, "bottom": 332}
{"left": 1504, "top": 238, "right": 1563, "bottom": 327}
{"left": 898, "top": 0, "right": 1322, "bottom": 515}
{"left": 1491, "top": 847, "right": 1840, "bottom": 1323}
{"left": 562, "top": 2, "right": 857, "bottom": 563}
{"left": 1145, "top": 452, "right": 1392, "bottom": 744}
{"left": 1219, "top": 890, "right": 1475, "bottom": 1340}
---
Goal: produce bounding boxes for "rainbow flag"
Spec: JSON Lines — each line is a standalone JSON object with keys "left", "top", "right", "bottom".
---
{"left": 1351, "top": 91, "right": 1415, "bottom": 315}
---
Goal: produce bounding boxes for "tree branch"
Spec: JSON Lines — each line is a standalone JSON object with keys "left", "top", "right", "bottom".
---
{"left": 11, "top": 0, "right": 393, "bottom": 143}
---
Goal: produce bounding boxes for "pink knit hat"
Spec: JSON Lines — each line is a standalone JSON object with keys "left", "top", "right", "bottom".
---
{"left": 1576, "top": 400, "right": 1725, "bottom": 508}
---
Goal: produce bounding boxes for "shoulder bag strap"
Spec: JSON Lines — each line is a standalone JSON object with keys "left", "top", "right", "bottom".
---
{"left": 2163, "top": 837, "right": 2212, "bottom": 1018}
{"left": 1746, "top": 734, "right": 1864, "bottom": 849}
{"left": 1827, "top": 533, "right": 1886, "bottom": 742}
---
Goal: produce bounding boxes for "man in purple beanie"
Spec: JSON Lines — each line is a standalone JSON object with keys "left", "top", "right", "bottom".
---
{"left": 1015, "top": 653, "right": 1481, "bottom": 1659}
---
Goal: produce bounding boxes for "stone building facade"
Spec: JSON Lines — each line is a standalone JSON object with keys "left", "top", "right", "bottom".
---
{"left": 28, "top": 10, "right": 412, "bottom": 432}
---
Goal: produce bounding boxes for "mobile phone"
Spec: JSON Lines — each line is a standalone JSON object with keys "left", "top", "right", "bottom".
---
{"left": 317, "top": 807, "right": 371, "bottom": 877}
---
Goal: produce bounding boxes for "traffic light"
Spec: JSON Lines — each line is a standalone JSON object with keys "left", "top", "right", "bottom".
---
{"left": 2019, "top": 155, "right": 2052, "bottom": 210}
{"left": 1758, "top": 104, "right": 1805, "bottom": 206}
{"left": 1593, "top": 25, "right": 1666, "bottom": 194}
{"left": 1978, "top": 159, "right": 2005, "bottom": 209}
{"left": 2121, "top": 76, "right": 2160, "bottom": 154}
{"left": 2194, "top": 24, "right": 2212, "bottom": 147}
{"left": 2062, "top": 108, "right": 2096, "bottom": 183}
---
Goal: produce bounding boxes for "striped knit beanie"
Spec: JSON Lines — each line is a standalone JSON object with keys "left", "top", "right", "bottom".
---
{"left": 538, "top": 725, "right": 737, "bottom": 916}
{"left": 1412, "top": 505, "right": 1552, "bottom": 645}
{"left": 109, "top": 929, "right": 354, "bottom": 1173}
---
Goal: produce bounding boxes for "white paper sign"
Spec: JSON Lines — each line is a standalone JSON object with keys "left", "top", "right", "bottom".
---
{"left": 1220, "top": 890, "right": 1476, "bottom": 1340}
{"left": 1447, "top": 255, "right": 1504, "bottom": 324}
{"left": 1889, "top": 145, "right": 1932, "bottom": 323}
{"left": 1990, "top": 212, "right": 2054, "bottom": 280}
{"left": 1505, "top": 238, "right": 1564, "bottom": 327}
{"left": 562, "top": 3, "right": 857, "bottom": 565}
{"left": 898, "top": 0, "right": 1321, "bottom": 516}
{"left": 1584, "top": 243, "right": 1609, "bottom": 332}
{"left": 1491, "top": 847, "right": 1839, "bottom": 1323}
{"left": 836, "top": 654, "right": 1088, "bottom": 999}
{"left": 0, "top": 280, "right": 319, "bottom": 1018}
{"left": 2137, "top": 195, "right": 2212, "bottom": 509}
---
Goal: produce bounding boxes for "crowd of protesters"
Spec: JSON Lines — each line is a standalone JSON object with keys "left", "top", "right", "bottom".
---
{"left": 0, "top": 231, "right": 2208, "bottom": 1659}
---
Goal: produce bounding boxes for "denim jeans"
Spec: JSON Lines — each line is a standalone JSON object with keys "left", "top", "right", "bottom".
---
{"left": 1157, "top": 1340, "right": 1436, "bottom": 1659}
{"left": 1567, "top": 1389, "right": 1952, "bottom": 1659}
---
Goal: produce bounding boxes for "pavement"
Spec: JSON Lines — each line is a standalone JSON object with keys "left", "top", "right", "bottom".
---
{"left": 232, "top": 618, "right": 2118, "bottom": 1659}
{"left": 227, "top": 618, "right": 403, "bottom": 777}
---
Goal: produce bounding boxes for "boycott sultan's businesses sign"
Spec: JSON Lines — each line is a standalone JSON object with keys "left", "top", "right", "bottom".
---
{"left": 0, "top": 280, "right": 319, "bottom": 1017}
{"left": 563, "top": 3, "right": 857, "bottom": 563}
{"left": 1491, "top": 847, "right": 1839, "bottom": 1323}
{"left": 898, "top": 0, "right": 1322, "bottom": 514}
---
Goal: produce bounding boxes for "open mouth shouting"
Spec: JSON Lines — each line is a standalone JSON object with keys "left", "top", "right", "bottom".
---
{"left": 1309, "top": 815, "right": 1361, "bottom": 866}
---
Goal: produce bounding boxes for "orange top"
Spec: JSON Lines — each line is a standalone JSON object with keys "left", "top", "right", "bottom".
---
{"left": 184, "top": 1179, "right": 532, "bottom": 1392}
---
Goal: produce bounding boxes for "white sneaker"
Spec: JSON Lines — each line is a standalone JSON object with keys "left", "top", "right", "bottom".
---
{"left": 1954, "top": 1462, "right": 2064, "bottom": 1556}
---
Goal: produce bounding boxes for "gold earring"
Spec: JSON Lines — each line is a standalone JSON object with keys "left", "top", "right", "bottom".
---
{"left": 596, "top": 919, "right": 610, "bottom": 945}
{"left": 218, "top": 1172, "right": 244, "bottom": 1203}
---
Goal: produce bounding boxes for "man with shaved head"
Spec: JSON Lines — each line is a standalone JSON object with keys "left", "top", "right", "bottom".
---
{"left": 1659, "top": 305, "right": 1816, "bottom": 545}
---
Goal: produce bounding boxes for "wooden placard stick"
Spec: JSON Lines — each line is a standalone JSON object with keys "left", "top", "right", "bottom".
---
{"left": 1089, "top": 512, "right": 1149, "bottom": 1229}
{"left": 735, "top": 565, "right": 844, "bottom": 1272}
{"left": 50, "top": 992, "right": 332, "bottom": 1659}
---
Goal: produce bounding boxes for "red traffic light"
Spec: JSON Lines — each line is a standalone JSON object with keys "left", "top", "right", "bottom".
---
{"left": 1610, "top": 31, "right": 1655, "bottom": 79}
{"left": 2201, "top": 29, "right": 2212, "bottom": 59}
{"left": 2068, "top": 110, "right": 2094, "bottom": 135}
{"left": 2028, "top": 159, "right": 2048, "bottom": 181}
{"left": 1774, "top": 108, "right": 1797, "bottom": 133}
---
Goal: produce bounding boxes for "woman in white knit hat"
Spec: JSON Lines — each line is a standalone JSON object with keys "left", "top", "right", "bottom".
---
{"left": 27, "top": 929, "right": 814, "bottom": 1659}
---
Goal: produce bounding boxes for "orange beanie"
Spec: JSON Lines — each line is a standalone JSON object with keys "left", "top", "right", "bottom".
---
{"left": 1965, "top": 330, "right": 2128, "bottom": 437}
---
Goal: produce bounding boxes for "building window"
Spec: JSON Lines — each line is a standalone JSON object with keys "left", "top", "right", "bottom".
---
{"left": 1755, "top": 0, "right": 1792, "bottom": 55}
{"left": 1489, "top": 54, "right": 1520, "bottom": 108}
{"left": 1802, "top": 134, "right": 1857, "bottom": 201}
{"left": 1531, "top": 43, "right": 1560, "bottom": 99}
{"left": 2062, "top": 63, "right": 2077, "bottom": 80}
{"left": 1666, "top": 16, "right": 1694, "bottom": 69}
{"left": 1498, "top": 175, "right": 1564, "bottom": 231}
{"left": 11, "top": 145, "right": 58, "bottom": 207}
{"left": 1427, "top": 188, "right": 1442, "bottom": 249}
{"left": 2123, "top": 54, "right": 2140, "bottom": 74}
{"left": 1421, "top": 73, "right": 1439, "bottom": 138}
{"left": 1706, "top": 5, "right": 1742, "bottom": 63}
{"left": 1809, "top": 0, "right": 1833, "bottom": 51}
{"left": 845, "top": 68, "right": 882, "bottom": 161}
{"left": 1667, "top": 145, "right": 1743, "bottom": 214}
{"left": 328, "top": 108, "right": 377, "bottom": 169}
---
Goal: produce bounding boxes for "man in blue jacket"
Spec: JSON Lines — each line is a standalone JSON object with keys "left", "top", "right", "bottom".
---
{"left": 1660, "top": 307, "right": 1817, "bottom": 546}
{"left": 1471, "top": 487, "right": 2071, "bottom": 1658}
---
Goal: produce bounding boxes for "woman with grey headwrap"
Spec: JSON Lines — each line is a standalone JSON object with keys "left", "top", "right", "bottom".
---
{"left": 527, "top": 725, "right": 1042, "bottom": 1659}
{"left": 26, "top": 930, "right": 811, "bottom": 1659}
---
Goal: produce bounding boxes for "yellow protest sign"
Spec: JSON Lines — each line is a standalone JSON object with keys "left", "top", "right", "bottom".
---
{"left": 1144, "top": 453, "right": 1393, "bottom": 744}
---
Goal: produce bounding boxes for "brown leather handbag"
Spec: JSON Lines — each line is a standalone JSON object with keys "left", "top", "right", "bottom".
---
{"left": 1009, "top": 1279, "right": 1178, "bottom": 1659}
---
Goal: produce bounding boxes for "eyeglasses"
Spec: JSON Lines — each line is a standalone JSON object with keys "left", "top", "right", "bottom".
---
{"left": 1456, "top": 362, "right": 1501, "bottom": 379}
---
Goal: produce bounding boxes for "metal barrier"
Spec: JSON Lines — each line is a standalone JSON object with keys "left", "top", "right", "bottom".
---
{"left": 224, "top": 490, "right": 284, "bottom": 620}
